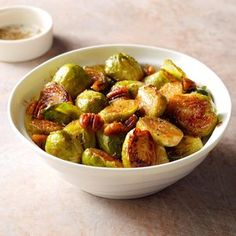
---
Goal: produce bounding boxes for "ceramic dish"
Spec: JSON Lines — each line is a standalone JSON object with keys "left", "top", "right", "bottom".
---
{"left": 8, "top": 44, "right": 231, "bottom": 199}
{"left": 0, "top": 5, "right": 53, "bottom": 62}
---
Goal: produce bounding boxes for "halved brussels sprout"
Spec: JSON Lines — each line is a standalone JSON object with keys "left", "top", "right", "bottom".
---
{"left": 144, "top": 69, "right": 176, "bottom": 89}
{"left": 137, "top": 85, "right": 167, "bottom": 117}
{"left": 111, "top": 80, "right": 144, "bottom": 97}
{"left": 167, "top": 135, "right": 203, "bottom": 160}
{"left": 156, "top": 145, "right": 169, "bottom": 164}
{"left": 105, "top": 53, "right": 143, "bottom": 81}
{"left": 82, "top": 148, "right": 123, "bottom": 167}
{"left": 43, "top": 102, "right": 82, "bottom": 125}
{"left": 159, "top": 81, "right": 183, "bottom": 101}
{"left": 161, "top": 59, "right": 186, "bottom": 80}
{"left": 84, "top": 65, "right": 114, "bottom": 92}
{"left": 96, "top": 130, "right": 125, "bottom": 158}
{"left": 64, "top": 120, "right": 96, "bottom": 149}
{"left": 53, "top": 64, "right": 91, "bottom": 98}
{"left": 75, "top": 89, "right": 107, "bottom": 114}
{"left": 45, "top": 130, "right": 83, "bottom": 163}
{"left": 122, "top": 128, "right": 157, "bottom": 168}
{"left": 167, "top": 93, "right": 217, "bottom": 137}
{"left": 136, "top": 117, "right": 183, "bottom": 147}
{"left": 33, "top": 82, "right": 72, "bottom": 119}
{"left": 99, "top": 99, "right": 139, "bottom": 123}
{"left": 26, "top": 118, "right": 63, "bottom": 135}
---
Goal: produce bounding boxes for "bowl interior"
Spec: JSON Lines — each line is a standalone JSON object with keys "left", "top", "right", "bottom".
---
{"left": 9, "top": 45, "right": 231, "bottom": 167}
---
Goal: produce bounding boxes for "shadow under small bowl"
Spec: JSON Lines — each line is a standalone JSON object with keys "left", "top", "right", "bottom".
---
{"left": 8, "top": 44, "right": 231, "bottom": 199}
{"left": 0, "top": 5, "right": 53, "bottom": 62}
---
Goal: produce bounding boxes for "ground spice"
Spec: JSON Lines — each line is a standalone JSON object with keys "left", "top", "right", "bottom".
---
{"left": 0, "top": 24, "right": 41, "bottom": 40}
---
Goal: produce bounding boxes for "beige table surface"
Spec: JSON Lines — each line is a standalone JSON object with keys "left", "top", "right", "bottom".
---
{"left": 0, "top": 0, "right": 235, "bottom": 235}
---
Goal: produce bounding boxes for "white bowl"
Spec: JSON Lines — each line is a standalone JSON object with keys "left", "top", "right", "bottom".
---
{"left": 0, "top": 5, "right": 53, "bottom": 62}
{"left": 8, "top": 44, "right": 231, "bottom": 199}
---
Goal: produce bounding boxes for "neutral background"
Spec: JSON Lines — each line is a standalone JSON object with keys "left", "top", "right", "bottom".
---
{"left": 0, "top": 0, "right": 235, "bottom": 235}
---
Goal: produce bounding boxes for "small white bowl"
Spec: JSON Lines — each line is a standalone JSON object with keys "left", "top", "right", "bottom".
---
{"left": 8, "top": 44, "right": 231, "bottom": 199}
{"left": 0, "top": 5, "right": 53, "bottom": 62}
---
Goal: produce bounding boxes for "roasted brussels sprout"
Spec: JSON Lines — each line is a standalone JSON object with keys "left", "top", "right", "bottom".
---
{"left": 43, "top": 102, "right": 82, "bottom": 125}
{"left": 111, "top": 80, "right": 144, "bottom": 97}
{"left": 96, "top": 130, "right": 125, "bottom": 158}
{"left": 122, "top": 128, "right": 157, "bottom": 168}
{"left": 159, "top": 81, "right": 183, "bottom": 101}
{"left": 161, "top": 59, "right": 186, "bottom": 80}
{"left": 64, "top": 120, "right": 96, "bottom": 149}
{"left": 53, "top": 64, "right": 91, "bottom": 98}
{"left": 156, "top": 145, "right": 169, "bottom": 164}
{"left": 75, "top": 89, "right": 107, "bottom": 114}
{"left": 99, "top": 99, "right": 139, "bottom": 123}
{"left": 84, "top": 65, "right": 114, "bottom": 92}
{"left": 105, "top": 53, "right": 143, "bottom": 81}
{"left": 167, "top": 135, "right": 203, "bottom": 160}
{"left": 82, "top": 148, "right": 123, "bottom": 167}
{"left": 167, "top": 93, "right": 217, "bottom": 137}
{"left": 136, "top": 117, "right": 183, "bottom": 147}
{"left": 137, "top": 85, "right": 167, "bottom": 117}
{"left": 144, "top": 69, "right": 176, "bottom": 89}
{"left": 45, "top": 130, "right": 83, "bottom": 163}
{"left": 26, "top": 118, "right": 63, "bottom": 135}
{"left": 33, "top": 82, "right": 72, "bottom": 119}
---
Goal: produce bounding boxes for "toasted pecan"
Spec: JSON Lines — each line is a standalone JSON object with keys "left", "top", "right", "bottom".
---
{"left": 106, "top": 87, "right": 130, "bottom": 101}
{"left": 79, "top": 113, "right": 104, "bottom": 132}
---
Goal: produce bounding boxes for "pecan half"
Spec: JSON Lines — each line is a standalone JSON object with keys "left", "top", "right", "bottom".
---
{"left": 143, "top": 64, "right": 156, "bottom": 76}
{"left": 31, "top": 134, "right": 48, "bottom": 149}
{"left": 106, "top": 87, "right": 130, "bottom": 101}
{"left": 124, "top": 114, "right": 138, "bottom": 130}
{"left": 33, "top": 82, "right": 72, "bottom": 119}
{"left": 84, "top": 65, "right": 107, "bottom": 92}
{"left": 182, "top": 77, "right": 196, "bottom": 92}
{"left": 79, "top": 113, "right": 104, "bottom": 132}
{"left": 104, "top": 122, "right": 127, "bottom": 136}
{"left": 103, "top": 114, "right": 138, "bottom": 136}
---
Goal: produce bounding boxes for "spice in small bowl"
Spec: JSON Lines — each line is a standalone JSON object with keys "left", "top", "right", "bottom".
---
{"left": 0, "top": 24, "right": 41, "bottom": 40}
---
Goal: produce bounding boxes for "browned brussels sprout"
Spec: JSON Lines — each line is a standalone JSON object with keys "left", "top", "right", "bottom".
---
{"left": 167, "top": 93, "right": 217, "bottom": 137}
{"left": 122, "top": 128, "right": 157, "bottom": 167}
{"left": 137, "top": 85, "right": 167, "bottom": 117}
{"left": 136, "top": 117, "right": 183, "bottom": 147}
{"left": 82, "top": 148, "right": 123, "bottom": 167}
{"left": 96, "top": 130, "right": 125, "bottom": 158}
{"left": 161, "top": 59, "right": 186, "bottom": 80}
{"left": 111, "top": 80, "right": 144, "bottom": 97}
{"left": 84, "top": 65, "right": 114, "bottom": 92}
{"left": 45, "top": 130, "right": 83, "bottom": 163}
{"left": 64, "top": 120, "right": 96, "bottom": 149}
{"left": 75, "top": 89, "right": 107, "bottom": 114}
{"left": 99, "top": 99, "right": 139, "bottom": 123}
{"left": 43, "top": 102, "right": 82, "bottom": 125}
{"left": 26, "top": 118, "right": 63, "bottom": 135}
{"left": 105, "top": 53, "right": 143, "bottom": 81}
{"left": 53, "top": 64, "right": 91, "bottom": 98}
{"left": 33, "top": 82, "right": 72, "bottom": 119}
{"left": 144, "top": 69, "right": 176, "bottom": 89}
{"left": 159, "top": 81, "right": 183, "bottom": 101}
{"left": 167, "top": 135, "right": 203, "bottom": 160}
{"left": 156, "top": 145, "right": 169, "bottom": 164}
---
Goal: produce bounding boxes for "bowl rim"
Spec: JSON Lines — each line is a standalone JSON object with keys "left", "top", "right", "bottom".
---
{"left": 0, "top": 5, "right": 53, "bottom": 43}
{"left": 8, "top": 43, "right": 232, "bottom": 172}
